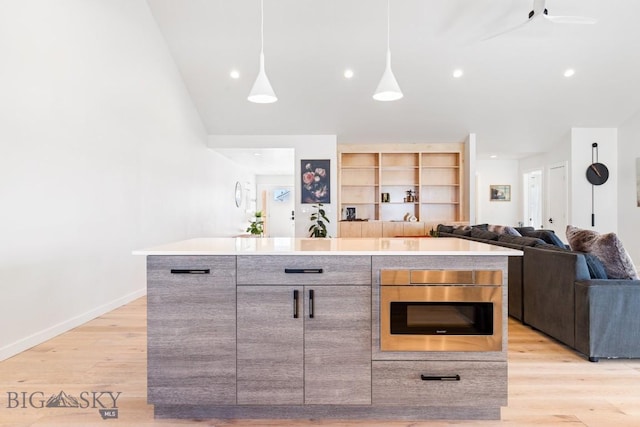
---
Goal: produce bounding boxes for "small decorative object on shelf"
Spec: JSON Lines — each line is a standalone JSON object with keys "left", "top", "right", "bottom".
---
{"left": 403, "top": 213, "right": 417, "bottom": 222}
{"left": 309, "top": 203, "right": 330, "bottom": 238}
{"left": 429, "top": 227, "right": 439, "bottom": 237}
{"left": 381, "top": 192, "right": 390, "bottom": 203}
{"left": 404, "top": 189, "right": 416, "bottom": 203}
{"left": 345, "top": 206, "right": 357, "bottom": 221}
{"left": 246, "top": 211, "right": 264, "bottom": 236}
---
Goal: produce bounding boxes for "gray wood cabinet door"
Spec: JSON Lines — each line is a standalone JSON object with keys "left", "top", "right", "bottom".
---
{"left": 237, "top": 285, "right": 304, "bottom": 405}
{"left": 147, "top": 256, "right": 236, "bottom": 405}
{"left": 304, "top": 286, "right": 372, "bottom": 404}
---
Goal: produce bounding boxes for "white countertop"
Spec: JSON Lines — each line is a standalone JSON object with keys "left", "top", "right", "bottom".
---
{"left": 133, "top": 237, "right": 523, "bottom": 256}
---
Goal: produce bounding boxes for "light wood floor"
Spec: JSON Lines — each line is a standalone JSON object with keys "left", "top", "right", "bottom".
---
{"left": 1, "top": 297, "right": 640, "bottom": 427}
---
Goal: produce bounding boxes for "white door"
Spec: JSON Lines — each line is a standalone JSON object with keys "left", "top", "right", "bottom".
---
{"left": 524, "top": 169, "right": 543, "bottom": 228}
{"left": 266, "top": 187, "right": 295, "bottom": 237}
{"left": 547, "top": 163, "right": 568, "bottom": 241}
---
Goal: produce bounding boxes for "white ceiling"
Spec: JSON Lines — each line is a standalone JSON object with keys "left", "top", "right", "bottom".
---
{"left": 215, "top": 147, "right": 295, "bottom": 175}
{"left": 147, "top": 0, "right": 640, "bottom": 168}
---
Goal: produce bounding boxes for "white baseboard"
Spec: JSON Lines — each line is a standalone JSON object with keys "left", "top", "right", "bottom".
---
{"left": 0, "top": 288, "right": 147, "bottom": 362}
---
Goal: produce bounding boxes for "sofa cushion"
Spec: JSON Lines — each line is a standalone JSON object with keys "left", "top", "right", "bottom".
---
{"left": 471, "top": 223, "right": 489, "bottom": 231}
{"left": 533, "top": 242, "right": 570, "bottom": 251}
{"left": 470, "top": 228, "right": 500, "bottom": 241}
{"left": 515, "top": 226, "right": 535, "bottom": 235}
{"left": 488, "top": 225, "right": 522, "bottom": 236}
{"left": 522, "top": 229, "right": 566, "bottom": 248}
{"left": 498, "top": 234, "right": 545, "bottom": 246}
{"left": 437, "top": 224, "right": 454, "bottom": 234}
{"left": 583, "top": 253, "right": 608, "bottom": 280}
{"left": 566, "top": 225, "right": 639, "bottom": 280}
{"left": 452, "top": 227, "right": 472, "bottom": 236}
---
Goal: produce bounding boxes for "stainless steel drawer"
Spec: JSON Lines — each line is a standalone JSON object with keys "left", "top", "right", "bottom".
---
{"left": 237, "top": 255, "right": 371, "bottom": 285}
{"left": 372, "top": 360, "right": 507, "bottom": 406}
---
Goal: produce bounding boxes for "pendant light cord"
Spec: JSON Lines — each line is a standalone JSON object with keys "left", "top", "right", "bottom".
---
{"left": 260, "top": 0, "right": 264, "bottom": 54}
{"left": 386, "top": 0, "right": 390, "bottom": 51}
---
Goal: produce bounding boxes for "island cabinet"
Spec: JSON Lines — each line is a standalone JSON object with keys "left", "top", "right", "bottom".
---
{"left": 138, "top": 238, "right": 519, "bottom": 421}
{"left": 236, "top": 255, "right": 372, "bottom": 405}
{"left": 147, "top": 256, "right": 236, "bottom": 405}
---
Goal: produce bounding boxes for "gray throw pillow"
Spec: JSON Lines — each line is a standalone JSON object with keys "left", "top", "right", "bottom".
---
{"left": 566, "top": 225, "right": 639, "bottom": 280}
{"left": 488, "top": 225, "right": 522, "bottom": 236}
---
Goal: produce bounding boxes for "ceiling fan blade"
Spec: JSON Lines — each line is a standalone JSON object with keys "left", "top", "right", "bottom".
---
{"left": 543, "top": 15, "right": 597, "bottom": 24}
{"left": 481, "top": 19, "right": 532, "bottom": 41}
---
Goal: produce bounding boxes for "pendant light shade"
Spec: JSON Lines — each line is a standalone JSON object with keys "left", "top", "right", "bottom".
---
{"left": 248, "top": 0, "right": 277, "bottom": 104}
{"left": 248, "top": 52, "right": 277, "bottom": 103}
{"left": 373, "top": 50, "right": 403, "bottom": 101}
{"left": 374, "top": 0, "right": 403, "bottom": 101}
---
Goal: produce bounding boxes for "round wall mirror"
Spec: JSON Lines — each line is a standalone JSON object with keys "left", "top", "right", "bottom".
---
{"left": 234, "top": 181, "right": 243, "bottom": 207}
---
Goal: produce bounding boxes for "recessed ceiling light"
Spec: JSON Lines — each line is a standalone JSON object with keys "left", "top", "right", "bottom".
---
{"left": 253, "top": 152, "right": 262, "bottom": 156}
{"left": 230, "top": 70, "right": 240, "bottom": 79}
{"left": 490, "top": 155, "right": 498, "bottom": 159}
{"left": 344, "top": 69, "right": 354, "bottom": 79}
{"left": 564, "top": 69, "right": 575, "bottom": 78}
{"left": 453, "top": 69, "right": 464, "bottom": 78}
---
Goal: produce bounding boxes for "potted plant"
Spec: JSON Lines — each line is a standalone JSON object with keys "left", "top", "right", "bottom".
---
{"left": 246, "top": 211, "right": 264, "bottom": 236}
{"left": 308, "top": 203, "right": 330, "bottom": 238}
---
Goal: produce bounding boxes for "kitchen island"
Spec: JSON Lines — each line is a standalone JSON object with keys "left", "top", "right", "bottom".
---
{"left": 134, "top": 237, "right": 521, "bottom": 421}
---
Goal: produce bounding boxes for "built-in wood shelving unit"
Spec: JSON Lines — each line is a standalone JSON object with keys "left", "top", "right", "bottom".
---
{"left": 338, "top": 143, "right": 466, "bottom": 237}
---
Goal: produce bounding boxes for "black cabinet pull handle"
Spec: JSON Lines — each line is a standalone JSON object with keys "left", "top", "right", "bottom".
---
{"left": 293, "top": 290, "right": 299, "bottom": 319}
{"left": 170, "top": 269, "right": 210, "bottom": 274}
{"left": 421, "top": 375, "right": 461, "bottom": 381}
{"left": 309, "top": 289, "right": 314, "bottom": 319}
{"left": 284, "top": 268, "right": 323, "bottom": 274}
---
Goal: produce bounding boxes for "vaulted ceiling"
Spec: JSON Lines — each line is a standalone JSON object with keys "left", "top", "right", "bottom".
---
{"left": 147, "top": 0, "right": 640, "bottom": 159}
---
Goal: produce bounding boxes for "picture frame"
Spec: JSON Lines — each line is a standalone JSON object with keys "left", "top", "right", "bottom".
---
{"left": 636, "top": 158, "right": 640, "bottom": 207}
{"left": 490, "top": 184, "right": 511, "bottom": 201}
{"left": 345, "top": 206, "right": 357, "bottom": 221}
{"left": 301, "top": 159, "right": 330, "bottom": 204}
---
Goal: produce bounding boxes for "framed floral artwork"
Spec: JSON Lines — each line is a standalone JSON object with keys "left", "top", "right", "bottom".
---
{"left": 301, "top": 159, "right": 330, "bottom": 203}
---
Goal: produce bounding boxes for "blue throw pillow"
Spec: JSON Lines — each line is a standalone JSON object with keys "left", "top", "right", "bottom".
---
{"left": 584, "top": 253, "right": 608, "bottom": 279}
{"left": 523, "top": 230, "right": 566, "bottom": 248}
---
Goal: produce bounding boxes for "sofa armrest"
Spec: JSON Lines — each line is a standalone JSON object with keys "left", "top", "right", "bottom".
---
{"left": 575, "top": 280, "right": 640, "bottom": 360}
{"left": 522, "top": 247, "right": 589, "bottom": 347}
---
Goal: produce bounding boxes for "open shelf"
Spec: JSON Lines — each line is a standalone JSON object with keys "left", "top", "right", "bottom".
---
{"left": 338, "top": 144, "right": 465, "bottom": 234}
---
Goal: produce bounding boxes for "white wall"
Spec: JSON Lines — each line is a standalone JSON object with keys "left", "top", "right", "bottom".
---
{"left": 209, "top": 135, "right": 338, "bottom": 237}
{"left": 570, "top": 128, "right": 618, "bottom": 233}
{"left": 475, "top": 159, "right": 520, "bottom": 226}
{"left": 0, "top": 0, "right": 249, "bottom": 360}
{"left": 618, "top": 112, "right": 640, "bottom": 266}
{"left": 464, "top": 134, "right": 477, "bottom": 224}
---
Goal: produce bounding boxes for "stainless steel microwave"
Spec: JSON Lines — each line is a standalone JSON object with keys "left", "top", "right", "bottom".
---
{"left": 380, "top": 269, "right": 503, "bottom": 352}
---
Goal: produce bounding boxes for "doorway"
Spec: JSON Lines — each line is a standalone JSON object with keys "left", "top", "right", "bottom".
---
{"left": 547, "top": 162, "right": 568, "bottom": 241}
{"left": 264, "top": 186, "right": 295, "bottom": 237}
{"left": 523, "top": 169, "right": 543, "bottom": 228}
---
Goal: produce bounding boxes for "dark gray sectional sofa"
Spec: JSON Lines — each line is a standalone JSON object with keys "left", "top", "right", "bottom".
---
{"left": 437, "top": 224, "right": 640, "bottom": 362}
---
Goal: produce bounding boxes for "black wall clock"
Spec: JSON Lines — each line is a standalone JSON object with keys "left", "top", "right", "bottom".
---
{"left": 586, "top": 162, "right": 609, "bottom": 185}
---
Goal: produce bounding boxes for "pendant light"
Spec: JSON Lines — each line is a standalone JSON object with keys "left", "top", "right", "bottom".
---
{"left": 248, "top": 0, "right": 277, "bottom": 103}
{"left": 373, "top": 0, "right": 403, "bottom": 101}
